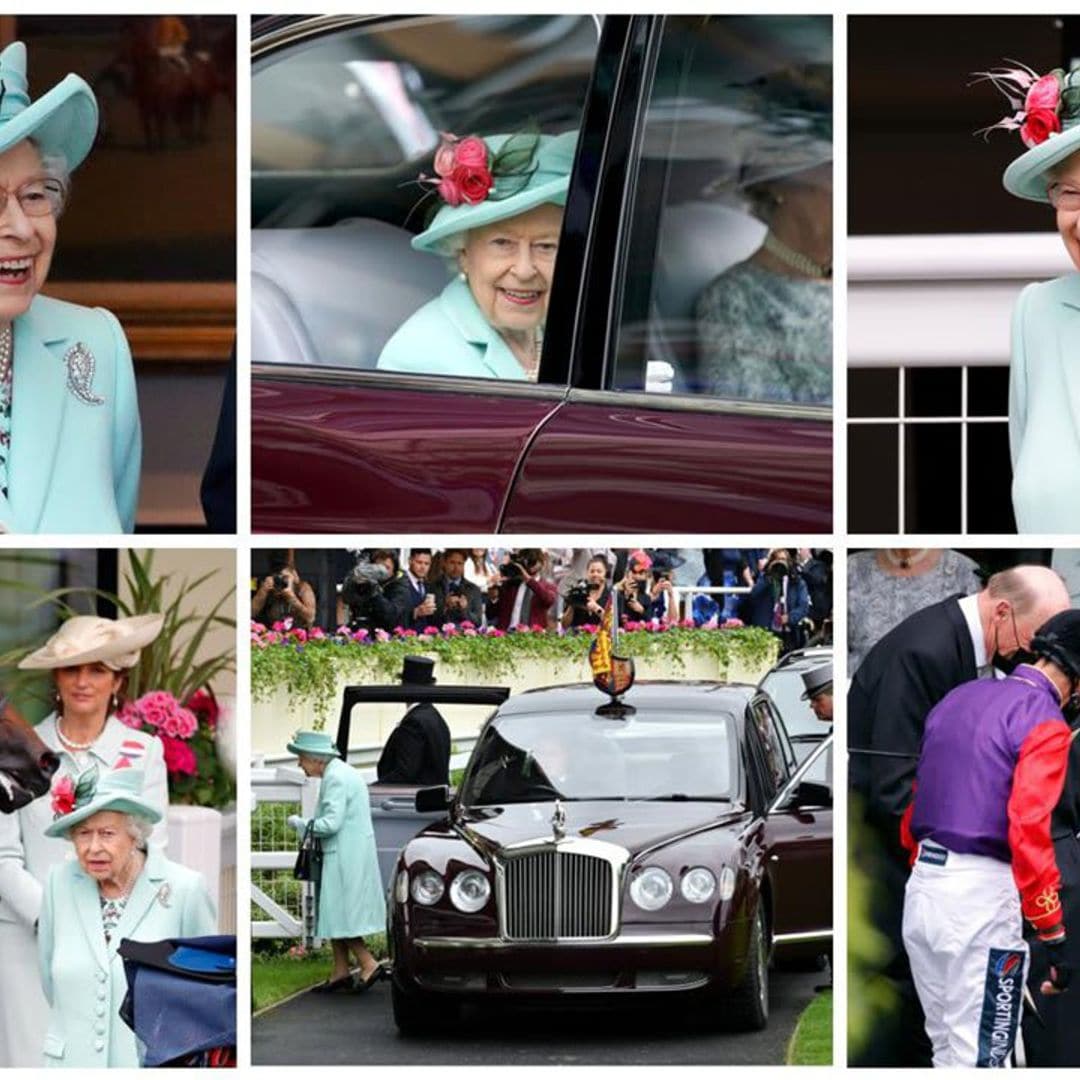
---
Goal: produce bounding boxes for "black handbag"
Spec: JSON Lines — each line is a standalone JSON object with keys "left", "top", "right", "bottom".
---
{"left": 293, "top": 821, "right": 323, "bottom": 884}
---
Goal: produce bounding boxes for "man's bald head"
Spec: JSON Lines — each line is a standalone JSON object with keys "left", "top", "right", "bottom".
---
{"left": 980, "top": 565, "right": 1070, "bottom": 659}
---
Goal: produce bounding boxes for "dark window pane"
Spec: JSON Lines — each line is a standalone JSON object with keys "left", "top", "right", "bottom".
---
{"left": 906, "top": 367, "right": 960, "bottom": 418}
{"left": 849, "top": 368, "right": 898, "bottom": 418}
{"left": 905, "top": 424, "right": 960, "bottom": 532}
{"left": 849, "top": 424, "right": 898, "bottom": 532}
{"left": 968, "top": 366, "right": 1010, "bottom": 417}
{"left": 967, "top": 423, "right": 1017, "bottom": 533}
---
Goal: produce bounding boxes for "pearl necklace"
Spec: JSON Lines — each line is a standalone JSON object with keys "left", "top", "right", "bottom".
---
{"left": 56, "top": 716, "right": 105, "bottom": 751}
{"left": 764, "top": 231, "right": 832, "bottom": 279}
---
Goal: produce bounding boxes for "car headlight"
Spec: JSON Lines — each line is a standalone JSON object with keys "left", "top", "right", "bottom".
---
{"left": 394, "top": 869, "right": 409, "bottom": 904}
{"left": 449, "top": 870, "right": 491, "bottom": 913}
{"left": 718, "top": 866, "right": 736, "bottom": 901}
{"left": 630, "top": 867, "right": 673, "bottom": 911}
{"left": 410, "top": 869, "right": 445, "bottom": 906}
{"left": 680, "top": 867, "right": 717, "bottom": 904}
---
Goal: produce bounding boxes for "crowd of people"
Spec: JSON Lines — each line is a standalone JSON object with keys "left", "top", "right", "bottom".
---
{"left": 252, "top": 547, "right": 833, "bottom": 653}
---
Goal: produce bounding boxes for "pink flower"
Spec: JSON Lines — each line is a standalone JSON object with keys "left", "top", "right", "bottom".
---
{"left": 352, "top": 628, "right": 369, "bottom": 641}
{"left": 161, "top": 735, "right": 198, "bottom": 776}
{"left": 1025, "top": 72, "right": 1061, "bottom": 113}
{"left": 463, "top": 628, "right": 477, "bottom": 637}
{"left": 187, "top": 689, "right": 219, "bottom": 728}
{"left": 453, "top": 162, "right": 494, "bottom": 205}
{"left": 289, "top": 628, "right": 308, "bottom": 644}
{"left": 51, "top": 774, "right": 76, "bottom": 816}
{"left": 115, "top": 701, "right": 145, "bottom": 730}
{"left": 161, "top": 706, "right": 199, "bottom": 740}
{"left": 375, "top": 629, "right": 390, "bottom": 642}
{"left": 403, "top": 629, "right": 418, "bottom": 638}
{"left": 309, "top": 626, "right": 326, "bottom": 640}
{"left": 437, "top": 175, "right": 463, "bottom": 207}
{"left": 460, "top": 620, "right": 475, "bottom": 630}
{"left": 1021, "top": 107, "right": 1060, "bottom": 148}
{"left": 454, "top": 135, "right": 488, "bottom": 169}
{"left": 136, "top": 690, "right": 177, "bottom": 730}
{"left": 433, "top": 138, "right": 457, "bottom": 178}
{"left": 490, "top": 629, "right": 505, "bottom": 638}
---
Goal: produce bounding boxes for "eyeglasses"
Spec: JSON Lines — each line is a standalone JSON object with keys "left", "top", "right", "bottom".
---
{"left": 0, "top": 176, "right": 67, "bottom": 219}
{"left": 1047, "top": 182, "right": 1080, "bottom": 212}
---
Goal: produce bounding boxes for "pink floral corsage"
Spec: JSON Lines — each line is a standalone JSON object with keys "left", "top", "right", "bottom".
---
{"left": 974, "top": 62, "right": 1063, "bottom": 148}
{"left": 420, "top": 133, "right": 494, "bottom": 207}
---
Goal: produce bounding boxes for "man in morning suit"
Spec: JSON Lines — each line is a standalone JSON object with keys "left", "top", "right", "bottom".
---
{"left": 376, "top": 656, "right": 451, "bottom": 786}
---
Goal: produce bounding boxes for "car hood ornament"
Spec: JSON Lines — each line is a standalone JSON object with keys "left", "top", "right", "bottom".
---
{"left": 552, "top": 799, "right": 566, "bottom": 841}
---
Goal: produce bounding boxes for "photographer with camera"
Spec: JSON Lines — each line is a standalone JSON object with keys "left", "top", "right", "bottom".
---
{"left": 560, "top": 556, "right": 612, "bottom": 630}
{"left": 340, "top": 549, "right": 415, "bottom": 632}
{"left": 645, "top": 550, "right": 685, "bottom": 625}
{"left": 617, "top": 550, "right": 654, "bottom": 623}
{"left": 252, "top": 552, "right": 317, "bottom": 629}
{"left": 741, "top": 548, "right": 810, "bottom": 653}
{"left": 433, "top": 549, "right": 485, "bottom": 627}
{"left": 488, "top": 549, "right": 558, "bottom": 630}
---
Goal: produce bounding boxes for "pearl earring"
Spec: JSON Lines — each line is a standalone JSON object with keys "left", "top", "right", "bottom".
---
{"left": 459, "top": 270, "right": 467, "bottom": 282}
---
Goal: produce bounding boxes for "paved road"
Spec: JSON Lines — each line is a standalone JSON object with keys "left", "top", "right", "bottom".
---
{"left": 253, "top": 968, "right": 825, "bottom": 1065}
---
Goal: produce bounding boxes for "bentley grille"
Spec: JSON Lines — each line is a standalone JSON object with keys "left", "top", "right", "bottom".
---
{"left": 503, "top": 849, "right": 614, "bottom": 940}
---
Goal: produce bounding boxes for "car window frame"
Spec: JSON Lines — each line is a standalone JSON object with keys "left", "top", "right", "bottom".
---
{"left": 588, "top": 13, "right": 834, "bottom": 421}
{"left": 250, "top": 12, "right": 609, "bottom": 398}
{"left": 768, "top": 733, "right": 833, "bottom": 814}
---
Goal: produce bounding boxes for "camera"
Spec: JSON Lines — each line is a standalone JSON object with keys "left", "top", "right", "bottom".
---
{"left": 502, "top": 560, "right": 524, "bottom": 584}
{"left": 273, "top": 573, "right": 288, "bottom": 591}
{"left": 567, "top": 579, "right": 591, "bottom": 605}
{"left": 344, "top": 558, "right": 391, "bottom": 600}
{"left": 447, "top": 581, "right": 465, "bottom": 597}
{"left": 765, "top": 552, "right": 796, "bottom": 584}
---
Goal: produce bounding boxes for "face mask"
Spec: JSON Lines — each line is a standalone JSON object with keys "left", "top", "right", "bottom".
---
{"left": 991, "top": 608, "right": 1036, "bottom": 674}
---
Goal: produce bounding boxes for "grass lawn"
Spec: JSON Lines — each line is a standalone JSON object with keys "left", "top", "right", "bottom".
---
{"left": 786, "top": 990, "right": 832, "bottom": 1065}
{"left": 252, "top": 935, "right": 388, "bottom": 1014}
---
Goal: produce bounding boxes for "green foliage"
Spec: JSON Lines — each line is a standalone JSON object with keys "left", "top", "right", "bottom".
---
{"left": 787, "top": 990, "right": 832, "bottom": 1065}
{"left": 251, "top": 626, "right": 779, "bottom": 729}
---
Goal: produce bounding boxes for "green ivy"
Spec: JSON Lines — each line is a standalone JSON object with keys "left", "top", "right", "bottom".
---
{"left": 251, "top": 627, "right": 779, "bottom": 728}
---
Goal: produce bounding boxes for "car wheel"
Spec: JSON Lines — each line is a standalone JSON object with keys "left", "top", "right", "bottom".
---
{"left": 391, "top": 979, "right": 458, "bottom": 1037}
{"left": 724, "top": 904, "right": 769, "bottom": 1031}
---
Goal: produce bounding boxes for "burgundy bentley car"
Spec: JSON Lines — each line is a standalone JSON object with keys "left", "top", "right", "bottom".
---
{"left": 386, "top": 680, "right": 832, "bottom": 1034}
{"left": 251, "top": 14, "right": 832, "bottom": 532}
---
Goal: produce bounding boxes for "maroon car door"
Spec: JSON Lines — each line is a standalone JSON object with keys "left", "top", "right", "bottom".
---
{"left": 766, "top": 737, "right": 833, "bottom": 941}
{"left": 501, "top": 393, "right": 831, "bottom": 531}
{"left": 253, "top": 373, "right": 563, "bottom": 533}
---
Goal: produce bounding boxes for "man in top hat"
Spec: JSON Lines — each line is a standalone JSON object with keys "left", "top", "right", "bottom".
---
{"left": 801, "top": 661, "right": 833, "bottom": 725}
{"left": 901, "top": 609, "right": 1080, "bottom": 1067}
{"left": 376, "top": 657, "right": 451, "bottom": 787}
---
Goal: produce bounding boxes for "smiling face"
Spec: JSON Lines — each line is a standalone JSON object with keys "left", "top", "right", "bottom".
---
{"left": 586, "top": 558, "right": 608, "bottom": 586}
{"left": 0, "top": 140, "right": 58, "bottom": 323}
{"left": 54, "top": 662, "right": 123, "bottom": 724}
{"left": 71, "top": 809, "right": 138, "bottom": 883}
{"left": 458, "top": 202, "right": 563, "bottom": 338}
{"left": 1050, "top": 149, "right": 1080, "bottom": 270}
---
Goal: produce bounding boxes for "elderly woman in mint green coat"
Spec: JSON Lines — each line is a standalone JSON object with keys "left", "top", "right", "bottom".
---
{"left": 287, "top": 731, "right": 386, "bottom": 992}
{"left": 377, "top": 129, "right": 575, "bottom": 382}
{"left": 37, "top": 769, "right": 216, "bottom": 1068}
{"left": 990, "top": 64, "right": 1080, "bottom": 532}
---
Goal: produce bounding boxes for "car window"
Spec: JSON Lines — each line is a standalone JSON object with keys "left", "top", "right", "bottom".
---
{"left": 749, "top": 699, "right": 792, "bottom": 790}
{"left": 252, "top": 16, "right": 598, "bottom": 378}
{"left": 610, "top": 15, "right": 833, "bottom": 405}
{"left": 760, "top": 658, "right": 829, "bottom": 742}
{"left": 460, "top": 709, "right": 737, "bottom": 805}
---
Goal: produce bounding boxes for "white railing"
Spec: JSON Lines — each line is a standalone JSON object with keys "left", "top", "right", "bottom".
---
{"left": 847, "top": 232, "right": 1070, "bottom": 531}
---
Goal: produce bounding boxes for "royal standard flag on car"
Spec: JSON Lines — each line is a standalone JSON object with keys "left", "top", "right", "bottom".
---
{"left": 589, "top": 594, "right": 614, "bottom": 678}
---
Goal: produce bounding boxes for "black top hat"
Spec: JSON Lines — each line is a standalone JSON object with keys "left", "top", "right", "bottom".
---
{"left": 1031, "top": 611, "right": 1080, "bottom": 683}
{"left": 401, "top": 655, "right": 437, "bottom": 685}
{"left": 648, "top": 550, "right": 686, "bottom": 574}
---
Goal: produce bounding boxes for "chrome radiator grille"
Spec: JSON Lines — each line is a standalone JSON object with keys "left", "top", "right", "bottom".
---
{"left": 502, "top": 849, "right": 614, "bottom": 940}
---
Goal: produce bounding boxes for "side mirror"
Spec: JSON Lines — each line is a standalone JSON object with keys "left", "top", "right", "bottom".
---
{"left": 792, "top": 780, "right": 831, "bottom": 809}
{"left": 415, "top": 785, "right": 451, "bottom": 813}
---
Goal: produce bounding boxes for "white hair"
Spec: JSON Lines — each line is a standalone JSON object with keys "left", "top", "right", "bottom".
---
{"left": 66, "top": 811, "right": 154, "bottom": 849}
{"left": 25, "top": 138, "right": 71, "bottom": 187}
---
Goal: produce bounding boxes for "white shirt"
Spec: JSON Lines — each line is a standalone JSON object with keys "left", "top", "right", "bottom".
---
{"left": 957, "top": 593, "right": 1004, "bottom": 679}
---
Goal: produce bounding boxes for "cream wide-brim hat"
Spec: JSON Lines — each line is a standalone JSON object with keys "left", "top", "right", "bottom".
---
{"left": 19, "top": 614, "right": 164, "bottom": 672}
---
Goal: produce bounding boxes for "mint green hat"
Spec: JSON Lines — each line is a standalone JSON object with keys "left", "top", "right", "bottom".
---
{"left": 411, "top": 130, "right": 577, "bottom": 254}
{"left": 45, "top": 767, "right": 162, "bottom": 838}
{"left": 286, "top": 729, "right": 338, "bottom": 758}
{"left": 0, "top": 41, "right": 98, "bottom": 171}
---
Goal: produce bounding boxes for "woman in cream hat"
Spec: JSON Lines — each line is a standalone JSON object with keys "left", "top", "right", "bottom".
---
{"left": 0, "top": 40, "right": 140, "bottom": 533}
{"left": 285, "top": 730, "right": 386, "bottom": 993}
{"left": 38, "top": 767, "right": 215, "bottom": 1067}
{"left": 981, "top": 62, "right": 1080, "bottom": 531}
{"left": 377, "top": 129, "right": 576, "bottom": 381}
{"left": 0, "top": 613, "right": 167, "bottom": 1066}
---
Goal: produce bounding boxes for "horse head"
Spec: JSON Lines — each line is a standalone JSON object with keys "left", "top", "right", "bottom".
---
{"left": 0, "top": 706, "right": 59, "bottom": 813}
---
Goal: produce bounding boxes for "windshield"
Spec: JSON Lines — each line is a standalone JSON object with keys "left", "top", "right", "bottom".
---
{"left": 460, "top": 709, "right": 738, "bottom": 805}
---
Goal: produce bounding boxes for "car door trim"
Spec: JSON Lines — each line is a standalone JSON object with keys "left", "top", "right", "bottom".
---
{"left": 772, "top": 929, "right": 832, "bottom": 944}
{"left": 252, "top": 363, "right": 569, "bottom": 403}
{"left": 564, "top": 386, "right": 830, "bottom": 422}
{"left": 768, "top": 735, "right": 833, "bottom": 815}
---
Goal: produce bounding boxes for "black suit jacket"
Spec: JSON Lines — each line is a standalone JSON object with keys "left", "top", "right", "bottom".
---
{"left": 849, "top": 594, "right": 977, "bottom": 830}
{"left": 376, "top": 703, "right": 451, "bottom": 786}
{"left": 433, "top": 577, "right": 485, "bottom": 626}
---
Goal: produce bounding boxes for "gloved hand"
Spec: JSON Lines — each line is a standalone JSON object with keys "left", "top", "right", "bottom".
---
{"left": 286, "top": 814, "right": 307, "bottom": 834}
{"left": 1040, "top": 938, "right": 1071, "bottom": 994}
